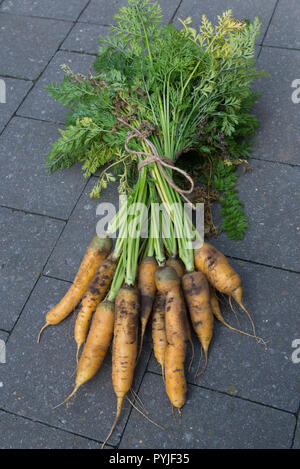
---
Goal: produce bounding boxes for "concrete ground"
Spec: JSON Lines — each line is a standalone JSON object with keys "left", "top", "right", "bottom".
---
{"left": 0, "top": 0, "right": 299, "bottom": 449}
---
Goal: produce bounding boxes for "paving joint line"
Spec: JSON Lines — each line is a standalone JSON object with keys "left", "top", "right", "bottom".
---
{"left": 0, "top": 74, "right": 32, "bottom": 82}
{"left": 77, "top": 21, "right": 114, "bottom": 27}
{"left": 226, "top": 254, "right": 300, "bottom": 275}
{"left": 42, "top": 274, "right": 72, "bottom": 284}
{"left": 0, "top": 204, "right": 68, "bottom": 222}
{"left": 147, "top": 369, "right": 298, "bottom": 418}
{"left": 257, "top": 0, "right": 279, "bottom": 60}
{"left": 0, "top": 0, "right": 92, "bottom": 140}
{"left": 14, "top": 113, "right": 65, "bottom": 126}
{"left": 169, "top": 0, "right": 183, "bottom": 24}
{"left": 59, "top": 47, "right": 97, "bottom": 57}
{"left": 0, "top": 10, "right": 74, "bottom": 24}
{"left": 250, "top": 156, "right": 300, "bottom": 169}
{"left": 261, "top": 44, "right": 300, "bottom": 53}
{"left": 0, "top": 406, "right": 114, "bottom": 448}
{"left": 291, "top": 403, "right": 300, "bottom": 448}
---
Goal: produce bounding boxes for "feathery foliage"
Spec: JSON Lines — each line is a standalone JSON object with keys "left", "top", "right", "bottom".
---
{"left": 45, "top": 0, "right": 264, "bottom": 240}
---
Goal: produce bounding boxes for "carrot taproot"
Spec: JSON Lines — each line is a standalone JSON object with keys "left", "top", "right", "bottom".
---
{"left": 137, "top": 256, "right": 157, "bottom": 358}
{"left": 209, "top": 285, "right": 267, "bottom": 345}
{"left": 74, "top": 253, "right": 117, "bottom": 361}
{"left": 155, "top": 266, "right": 188, "bottom": 411}
{"left": 194, "top": 242, "right": 256, "bottom": 336}
{"left": 184, "top": 305, "right": 195, "bottom": 374}
{"left": 164, "top": 260, "right": 193, "bottom": 364}
{"left": 151, "top": 290, "right": 167, "bottom": 376}
{"left": 166, "top": 257, "right": 185, "bottom": 279}
{"left": 165, "top": 258, "right": 194, "bottom": 371}
{"left": 56, "top": 300, "right": 115, "bottom": 407}
{"left": 209, "top": 285, "right": 225, "bottom": 323}
{"left": 102, "top": 285, "right": 139, "bottom": 448}
{"left": 182, "top": 270, "right": 213, "bottom": 376}
{"left": 37, "top": 236, "right": 112, "bottom": 342}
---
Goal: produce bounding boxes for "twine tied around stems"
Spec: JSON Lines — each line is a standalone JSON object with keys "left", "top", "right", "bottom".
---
{"left": 117, "top": 117, "right": 196, "bottom": 209}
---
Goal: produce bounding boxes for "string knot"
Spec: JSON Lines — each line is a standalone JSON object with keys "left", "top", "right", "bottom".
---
{"left": 117, "top": 117, "right": 195, "bottom": 208}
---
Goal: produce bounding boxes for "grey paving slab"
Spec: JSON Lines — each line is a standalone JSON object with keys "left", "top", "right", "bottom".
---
{"left": 175, "top": 0, "right": 277, "bottom": 42}
{"left": 0, "top": 117, "right": 87, "bottom": 219}
{"left": 0, "top": 77, "right": 32, "bottom": 134}
{"left": 211, "top": 159, "right": 300, "bottom": 272}
{"left": 0, "top": 14, "right": 72, "bottom": 80}
{"left": 0, "top": 275, "right": 152, "bottom": 446}
{"left": 149, "top": 259, "right": 300, "bottom": 413}
{"left": 18, "top": 50, "right": 95, "bottom": 123}
{"left": 78, "top": 0, "right": 181, "bottom": 25}
{"left": 44, "top": 176, "right": 120, "bottom": 282}
{"left": 264, "top": 0, "right": 300, "bottom": 49}
{"left": 0, "top": 331, "right": 8, "bottom": 342}
{"left": 0, "top": 207, "right": 64, "bottom": 331}
{"left": 119, "top": 372, "right": 295, "bottom": 449}
{"left": 294, "top": 419, "right": 300, "bottom": 449}
{"left": 61, "top": 23, "right": 110, "bottom": 55}
{"left": 251, "top": 46, "right": 300, "bottom": 166}
{"left": 0, "top": 0, "right": 89, "bottom": 21}
{"left": 0, "top": 410, "right": 100, "bottom": 449}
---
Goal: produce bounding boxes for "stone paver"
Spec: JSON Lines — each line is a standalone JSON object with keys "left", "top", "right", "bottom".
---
{"left": 0, "top": 117, "right": 87, "bottom": 219}
{"left": 78, "top": 0, "right": 181, "bottom": 25}
{"left": 212, "top": 159, "right": 300, "bottom": 272}
{"left": 61, "top": 23, "right": 110, "bottom": 55}
{"left": 44, "top": 176, "right": 120, "bottom": 282}
{"left": 0, "top": 77, "right": 32, "bottom": 134}
{"left": 0, "top": 0, "right": 89, "bottom": 21}
{"left": 175, "top": 0, "right": 277, "bottom": 42}
{"left": 0, "top": 410, "right": 100, "bottom": 449}
{"left": 293, "top": 419, "right": 300, "bottom": 449}
{"left": 17, "top": 50, "right": 96, "bottom": 123}
{"left": 0, "top": 14, "right": 72, "bottom": 80}
{"left": 264, "top": 0, "right": 300, "bottom": 49}
{"left": 251, "top": 47, "right": 300, "bottom": 166}
{"left": 149, "top": 259, "right": 300, "bottom": 413}
{"left": 0, "top": 0, "right": 299, "bottom": 451}
{"left": 0, "top": 275, "right": 151, "bottom": 446}
{"left": 0, "top": 207, "right": 64, "bottom": 331}
{"left": 119, "top": 372, "right": 295, "bottom": 449}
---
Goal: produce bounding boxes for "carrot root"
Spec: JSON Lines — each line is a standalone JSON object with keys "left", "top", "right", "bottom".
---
{"left": 219, "top": 314, "right": 267, "bottom": 348}
{"left": 52, "top": 384, "right": 80, "bottom": 410}
{"left": 230, "top": 290, "right": 260, "bottom": 341}
{"left": 195, "top": 347, "right": 208, "bottom": 378}
{"left": 127, "top": 396, "right": 164, "bottom": 431}
{"left": 101, "top": 396, "right": 124, "bottom": 449}
{"left": 188, "top": 338, "right": 195, "bottom": 374}
{"left": 75, "top": 344, "right": 81, "bottom": 365}
{"left": 37, "top": 323, "right": 49, "bottom": 343}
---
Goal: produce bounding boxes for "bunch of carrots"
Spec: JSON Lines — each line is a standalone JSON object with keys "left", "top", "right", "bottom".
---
{"left": 38, "top": 234, "right": 263, "bottom": 447}
{"left": 38, "top": 0, "right": 266, "bottom": 447}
